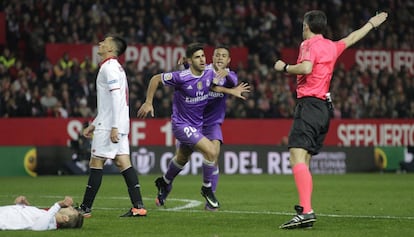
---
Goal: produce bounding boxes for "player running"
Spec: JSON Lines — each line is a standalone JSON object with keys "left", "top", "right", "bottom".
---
{"left": 137, "top": 43, "right": 248, "bottom": 210}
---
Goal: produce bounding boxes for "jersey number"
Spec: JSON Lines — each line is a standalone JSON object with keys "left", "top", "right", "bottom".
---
{"left": 183, "top": 126, "right": 197, "bottom": 138}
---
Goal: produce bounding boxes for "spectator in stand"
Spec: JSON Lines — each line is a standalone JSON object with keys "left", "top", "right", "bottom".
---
{"left": 0, "top": 0, "right": 412, "bottom": 119}
{"left": 0, "top": 47, "right": 16, "bottom": 69}
{"left": 58, "top": 52, "right": 74, "bottom": 71}
{"left": 12, "top": 76, "right": 31, "bottom": 117}
{"left": 408, "top": 101, "right": 414, "bottom": 118}
{"left": 39, "top": 84, "right": 58, "bottom": 116}
{"left": 53, "top": 52, "right": 73, "bottom": 81}
{"left": 77, "top": 97, "right": 94, "bottom": 118}
{"left": 74, "top": 74, "right": 92, "bottom": 99}
{"left": 2, "top": 91, "right": 17, "bottom": 117}
{"left": 80, "top": 56, "right": 98, "bottom": 78}
{"left": 59, "top": 88, "right": 73, "bottom": 116}
{"left": 244, "top": 98, "right": 259, "bottom": 118}
{"left": 8, "top": 59, "right": 23, "bottom": 81}
{"left": 53, "top": 101, "right": 69, "bottom": 118}
{"left": 28, "top": 86, "right": 44, "bottom": 117}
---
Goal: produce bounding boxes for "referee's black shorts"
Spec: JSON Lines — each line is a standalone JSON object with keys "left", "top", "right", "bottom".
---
{"left": 288, "top": 97, "right": 330, "bottom": 155}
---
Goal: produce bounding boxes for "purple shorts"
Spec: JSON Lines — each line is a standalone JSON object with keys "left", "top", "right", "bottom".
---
{"left": 172, "top": 122, "right": 205, "bottom": 147}
{"left": 203, "top": 123, "right": 223, "bottom": 143}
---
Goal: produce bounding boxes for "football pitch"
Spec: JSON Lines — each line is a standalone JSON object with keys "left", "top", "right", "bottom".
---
{"left": 0, "top": 173, "right": 413, "bottom": 237}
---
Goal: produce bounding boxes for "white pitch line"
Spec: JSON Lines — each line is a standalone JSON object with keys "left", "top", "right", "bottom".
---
{"left": 158, "top": 198, "right": 203, "bottom": 210}
{"left": 2, "top": 195, "right": 413, "bottom": 220}
{"left": 92, "top": 207, "right": 414, "bottom": 220}
{"left": 178, "top": 209, "right": 414, "bottom": 220}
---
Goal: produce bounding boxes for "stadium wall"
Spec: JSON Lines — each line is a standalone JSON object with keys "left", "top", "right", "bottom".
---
{"left": 1, "top": 118, "right": 412, "bottom": 176}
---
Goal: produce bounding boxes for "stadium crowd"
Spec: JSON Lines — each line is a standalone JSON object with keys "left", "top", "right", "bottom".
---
{"left": 0, "top": 0, "right": 413, "bottom": 119}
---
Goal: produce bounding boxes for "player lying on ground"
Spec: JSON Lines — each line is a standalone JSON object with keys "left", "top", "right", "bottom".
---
{"left": 0, "top": 195, "right": 83, "bottom": 231}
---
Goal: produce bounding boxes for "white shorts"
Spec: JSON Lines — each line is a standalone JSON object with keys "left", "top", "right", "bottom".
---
{"left": 91, "top": 130, "right": 130, "bottom": 159}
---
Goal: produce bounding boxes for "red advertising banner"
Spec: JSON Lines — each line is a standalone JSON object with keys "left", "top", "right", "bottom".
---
{"left": 281, "top": 48, "right": 414, "bottom": 74}
{"left": 46, "top": 44, "right": 248, "bottom": 71}
{"left": 1, "top": 118, "right": 413, "bottom": 147}
{"left": 0, "top": 12, "right": 5, "bottom": 45}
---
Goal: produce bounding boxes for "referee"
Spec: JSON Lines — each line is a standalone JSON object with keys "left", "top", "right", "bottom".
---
{"left": 274, "top": 10, "right": 388, "bottom": 229}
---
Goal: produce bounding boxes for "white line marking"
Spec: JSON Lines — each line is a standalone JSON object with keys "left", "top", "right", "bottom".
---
{"left": 2, "top": 195, "right": 413, "bottom": 220}
{"left": 159, "top": 198, "right": 203, "bottom": 210}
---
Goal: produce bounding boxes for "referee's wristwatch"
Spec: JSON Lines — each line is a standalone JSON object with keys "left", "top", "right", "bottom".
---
{"left": 283, "top": 63, "right": 289, "bottom": 73}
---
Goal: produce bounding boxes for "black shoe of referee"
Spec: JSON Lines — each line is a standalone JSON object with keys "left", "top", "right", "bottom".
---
{"left": 279, "top": 205, "right": 316, "bottom": 229}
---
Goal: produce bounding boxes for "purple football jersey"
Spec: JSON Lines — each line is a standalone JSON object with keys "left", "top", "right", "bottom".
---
{"left": 161, "top": 68, "right": 216, "bottom": 129}
{"left": 203, "top": 69, "right": 238, "bottom": 127}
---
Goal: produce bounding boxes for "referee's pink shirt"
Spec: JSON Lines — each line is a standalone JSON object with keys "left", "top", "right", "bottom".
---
{"left": 296, "top": 35, "right": 346, "bottom": 100}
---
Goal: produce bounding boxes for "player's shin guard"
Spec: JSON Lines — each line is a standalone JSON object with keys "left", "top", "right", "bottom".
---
{"left": 211, "top": 166, "right": 219, "bottom": 193}
{"left": 122, "top": 167, "right": 144, "bottom": 208}
{"left": 202, "top": 159, "right": 216, "bottom": 187}
{"left": 82, "top": 168, "right": 103, "bottom": 209}
{"left": 164, "top": 157, "right": 183, "bottom": 183}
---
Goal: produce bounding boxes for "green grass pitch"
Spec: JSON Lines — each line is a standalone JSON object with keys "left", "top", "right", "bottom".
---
{"left": 0, "top": 173, "right": 413, "bottom": 237}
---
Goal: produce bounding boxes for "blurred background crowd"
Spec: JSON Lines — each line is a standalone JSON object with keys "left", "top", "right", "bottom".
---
{"left": 0, "top": 0, "right": 413, "bottom": 119}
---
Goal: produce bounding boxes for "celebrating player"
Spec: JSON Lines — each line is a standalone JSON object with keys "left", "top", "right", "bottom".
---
{"left": 137, "top": 43, "right": 248, "bottom": 210}
{"left": 175, "top": 46, "right": 238, "bottom": 210}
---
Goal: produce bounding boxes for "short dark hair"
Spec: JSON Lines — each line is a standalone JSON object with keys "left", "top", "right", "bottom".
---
{"left": 111, "top": 36, "right": 127, "bottom": 56}
{"left": 186, "top": 43, "right": 204, "bottom": 58}
{"left": 214, "top": 45, "right": 231, "bottom": 56}
{"left": 304, "top": 10, "right": 327, "bottom": 34}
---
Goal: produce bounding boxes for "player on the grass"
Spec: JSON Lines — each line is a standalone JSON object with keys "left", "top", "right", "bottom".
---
{"left": 78, "top": 35, "right": 146, "bottom": 218}
{"left": 137, "top": 43, "right": 248, "bottom": 210}
{"left": 202, "top": 46, "right": 237, "bottom": 210}
{"left": 0, "top": 195, "right": 83, "bottom": 231}
{"left": 176, "top": 46, "right": 238, "bottom": 210}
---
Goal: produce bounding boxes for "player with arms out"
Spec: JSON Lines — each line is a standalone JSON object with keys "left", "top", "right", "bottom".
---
{"left": 137, "top": 43, "right": 248, "bottom": 210}
{"left": 201, "top": 46, "right": 238, "bottom": 210}
{"left": 274, "top": 10, "right": 388, "bottom": 229}
{"left": 78, "top": 35, "right": 146, "bottom": 218}
{"left": 176, "top": 46, "right": 238, "bottom": 211}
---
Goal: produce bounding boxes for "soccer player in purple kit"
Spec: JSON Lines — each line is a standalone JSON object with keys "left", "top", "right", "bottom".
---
{"left": 137, "top": 43, "right": 248, "bottom": 210}
{"left": 175, "top": 46, "right": 237, "bottom": 211}
{"left": 202, "top": 46, "right": 237, "bottom": 210}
